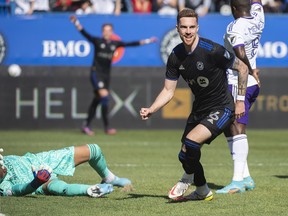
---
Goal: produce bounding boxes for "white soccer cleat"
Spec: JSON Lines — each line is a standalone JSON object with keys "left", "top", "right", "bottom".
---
{"left": 87, "top": 184, "right": 113, "bottom": 198}
{"left": 168, "top": 180, "right": 191, "bottom": 199}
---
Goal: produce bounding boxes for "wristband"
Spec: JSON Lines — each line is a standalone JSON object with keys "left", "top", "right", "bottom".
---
{"left": 30, "top": 178, "right": 42, "bottom": 189}
{"left": 143, "top": 39, "right": 151, "bottom": 44}
{"left": 236, "top": 95, "right": 245, "bottom": 101}
{"left": 75, "top": 20, "right": 80, "bottom": 26}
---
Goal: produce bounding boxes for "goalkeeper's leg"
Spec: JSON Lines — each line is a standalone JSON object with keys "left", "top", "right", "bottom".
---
{"left": 46, "top": 179, "right": 113, "bottom": 197}
{"left": 74, "top": 144, "right": 131, "bottom": 188}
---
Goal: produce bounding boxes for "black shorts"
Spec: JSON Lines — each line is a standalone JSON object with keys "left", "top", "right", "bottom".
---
{"left": 181, "top": 107, "right": 235, "bottom": 144}
{"left": 90, "top": 70, "right": 110, "bottom": 90}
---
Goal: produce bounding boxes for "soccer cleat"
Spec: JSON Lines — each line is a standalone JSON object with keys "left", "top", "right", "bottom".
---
{"left": 87, "top": 183, "right": 113, "bottom": 198}
{"left": 174, "top": 190, "right": 213, "bottom": 202}
{"left": 215, "top": 181, "right": 246, "bottom": 194}
{"left": 243, "top": 176, "right": 255, "bottom": 191}
{"left": 105, "top": 128, "right": 117, "bottom": 135}
{"left": 102, "top": 176, "right": 131, "bottom": 187}
{"left": 168, "top": 180, "right": 191, "bottom": 199}
{"left": 82, "top": 127, "right": 94, "bottom": 136}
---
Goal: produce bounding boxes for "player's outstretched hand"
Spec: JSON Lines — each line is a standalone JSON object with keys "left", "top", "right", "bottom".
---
{"left": 70, "top": 15, "right": 82, "bottom": 30}
{"left": 0, "top": 148, "right": 4, "bottom": 169}
{"left": 30, "top": 165, "right": 53, "bottom": 189}
{"left": 149, "top": 37, "right": 158, "bottom": 43}
{"left": 141, "top": 37, "right": 158, "bottom": 45}
{"left": 70, "top": 15, "right": 77, "bottom": 23}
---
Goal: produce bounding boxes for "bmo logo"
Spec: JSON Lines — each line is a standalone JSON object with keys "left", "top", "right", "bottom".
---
{"left": 258, "top": 41, "right": 288, "bottom": 58}
{"left": 42, "top": 40, "right": 90, "bottom": 57}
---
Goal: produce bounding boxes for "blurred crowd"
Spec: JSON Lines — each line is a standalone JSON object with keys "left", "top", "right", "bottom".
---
{"left": 1, "top": 0, "right": 288, "bottom": 16}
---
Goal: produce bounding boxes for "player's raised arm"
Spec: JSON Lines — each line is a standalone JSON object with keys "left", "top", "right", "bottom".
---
{"left": 139, "top": 37, "right": 158, "bottom": 45}
{"left": 70, "top": 15, "right": 83, "bottom": 31}
{"left": 70, "top": 15, "right": 96, "bottom": 43}
{"left": 120, "top": 36, "right": 158, "bottom": 47}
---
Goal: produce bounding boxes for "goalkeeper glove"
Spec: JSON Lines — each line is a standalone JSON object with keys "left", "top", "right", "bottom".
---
{"left": 30, "top": 165, "right": 52, "bottom": 189}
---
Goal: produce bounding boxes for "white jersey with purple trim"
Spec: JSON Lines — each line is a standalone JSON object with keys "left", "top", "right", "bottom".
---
{"left": 224, "top": 2, "right": 265, "bottom": 87}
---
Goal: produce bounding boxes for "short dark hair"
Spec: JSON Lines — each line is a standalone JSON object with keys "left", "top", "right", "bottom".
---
{"left": 230, "top": 0, "right": 251, "bottom": 12}
{"left": 82, "top": 0, "right": 92, "bottom": 5}
{"left": 102, "top": 23, "right": 113, "bottom": 30}
{"left": 177, "top": 8, "right": 198, "bottom": 24}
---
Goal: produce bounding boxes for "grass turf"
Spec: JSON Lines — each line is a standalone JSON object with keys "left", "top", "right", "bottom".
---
{"left": 0, "top": 129, "right": 287, "bottom": 216}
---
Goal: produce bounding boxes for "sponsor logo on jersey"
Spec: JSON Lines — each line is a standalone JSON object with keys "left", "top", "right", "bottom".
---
{"left": 186, "top": 79, "right": 196, "bottom": 86}
{"left": 179, "top": 65, "right": 185, "bottom": 70}
{"left": 0, "top": 33, "right": 6, "bottom": 64}
{"left": 197, "top": 76, "right": 209, "bottom": 87}
{"left": 160, "top": 28, "right": 182, "bottom": 64}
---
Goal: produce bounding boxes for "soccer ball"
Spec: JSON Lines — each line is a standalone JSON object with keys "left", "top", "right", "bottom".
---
{"left": 8, "top": 64, "right": 22, "bottom": 77}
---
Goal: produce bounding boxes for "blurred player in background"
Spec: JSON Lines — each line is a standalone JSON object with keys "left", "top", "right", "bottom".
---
{"left": 70, "top": 15, "right": 157, "bottom": 136}
{"left": 216, "top": 0, "right": 265, "bottom": 194}
{"left": 140, "top": 8, "right": 249, "bottom": 201}
{"left": 0, "top": 144, "right": 131, "bottom": 197}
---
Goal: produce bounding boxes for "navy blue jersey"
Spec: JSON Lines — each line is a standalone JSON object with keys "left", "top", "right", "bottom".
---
{"left": 80, "top": 29, "right": 141, "bottom": 74}
{"left": 166, "top": 37, "right": 235, "bottom": 115}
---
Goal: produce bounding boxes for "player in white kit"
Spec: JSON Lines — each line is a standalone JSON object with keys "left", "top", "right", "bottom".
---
{"left": 216, "top": 0, "right": 265, "bottom": 194}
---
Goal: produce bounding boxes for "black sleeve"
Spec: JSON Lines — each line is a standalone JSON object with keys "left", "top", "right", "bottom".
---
{"left": 213, "top": 43, "right": 235, "bottom": 70}
{"left": 166, "top": 52, "right": 180, "bottom": 80}
{"left": 79, "top": 29, "right": 98, "bottom": 43}
{"left": 115, "top": 41, "right": 141, "bottom": 48}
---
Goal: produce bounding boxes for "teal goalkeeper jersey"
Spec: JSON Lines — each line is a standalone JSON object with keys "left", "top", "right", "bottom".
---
{"left": 0, "top": 147, "right": 75, "bottom": 196}
{"left": 0, "top": 155, "right": 35, "bottom": 195}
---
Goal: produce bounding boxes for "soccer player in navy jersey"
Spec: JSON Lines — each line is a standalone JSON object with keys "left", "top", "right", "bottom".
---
{"left": 70, "top": 15, "right": 157, "bottom": 136}
{"left": 216, "top": 0, "right": 265, "bottom": 194}
{"left": 140, "top": 8, "right": 249, "bottom": 201}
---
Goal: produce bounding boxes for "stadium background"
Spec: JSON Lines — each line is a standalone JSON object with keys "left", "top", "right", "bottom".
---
{"left": 0, "top": 13, "right": 287, "bottom": 129}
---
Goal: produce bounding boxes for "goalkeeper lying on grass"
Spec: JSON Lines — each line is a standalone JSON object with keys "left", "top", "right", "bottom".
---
{"left": 0, "top": 144, "right": 131, "bottom": 197}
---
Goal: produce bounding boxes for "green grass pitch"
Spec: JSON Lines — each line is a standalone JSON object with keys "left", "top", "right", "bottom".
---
{"left": 0, "top": 129, "right": 287, "bottom": 216}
